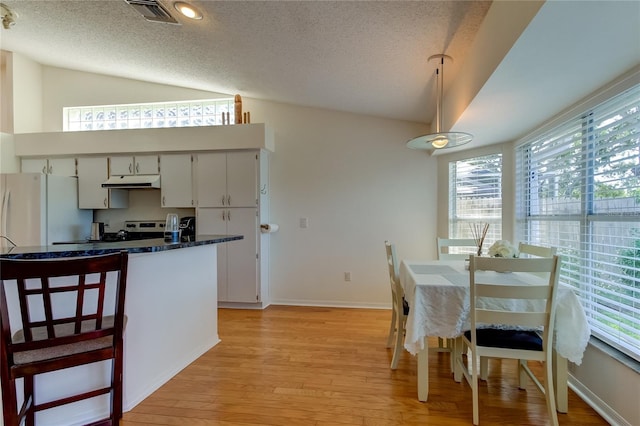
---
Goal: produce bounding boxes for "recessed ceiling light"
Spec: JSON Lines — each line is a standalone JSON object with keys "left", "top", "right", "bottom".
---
{"left": 174, "top": 2, "right": 202, "bottom": 20}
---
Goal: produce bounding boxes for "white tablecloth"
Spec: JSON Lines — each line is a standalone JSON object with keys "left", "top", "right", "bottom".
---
{"left": 399, "top": 260, "right": 591, "bottom": 365}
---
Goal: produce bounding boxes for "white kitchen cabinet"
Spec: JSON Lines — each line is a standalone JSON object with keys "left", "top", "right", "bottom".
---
{"left": 21, "top": 158, "right": 76, "bottom": 176}
{"left": 197, "top": 207, "right": 258, "bottom": 303}
{"left": 160, "top": 154, "right": 193, "bottom": 208}
{"left": 77, "top": 157, "right": 128, "bottom": 209}
{"left": 195, "top": 151, "right": 257, "bottom": 208}
{"left": 195, "top": 149, "right": 269, "bottom": 307}
{"left": 109, "top": 155, "right": 159, "bottom": 176}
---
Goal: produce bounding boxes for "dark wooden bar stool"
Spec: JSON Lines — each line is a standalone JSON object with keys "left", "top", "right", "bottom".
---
{"left": 0, "top": 251, "right": 129, "bottom": 426}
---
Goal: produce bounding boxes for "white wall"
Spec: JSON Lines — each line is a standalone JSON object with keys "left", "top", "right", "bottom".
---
{"left": 0, "top": 132, "right": 19, "bottom": 173}
{"left": 245, "top": 98, "right": 435, "bottom": 306}
{"left": 37, "top": 66, "right": 433, "bottom": 308}
{"left": 12, "top": 52, "right": 42, "bottom": 134}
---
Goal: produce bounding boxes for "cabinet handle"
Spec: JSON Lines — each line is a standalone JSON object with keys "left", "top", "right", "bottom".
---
{"left": 135, "top": 163, "right": 139, "bottom": 174}
{"left": 162, "top": 196, "right": 166, "bottom": 206}
{"left": 48, "top": 165, "right": 53, "bottom": 174}
{"left": 42, "top": 166, "right": 47, "bottom": 174}
{"left": 129, "top": 163, "right": 133, "bottom": 174}
{"left": 104, "top": 198, "right": 107, "bottom": 207}
{"left": 227, "top": 210, "right": 231, "bottom": 221}
{"left": 222, "top": 211, "right": 226, "bottom": 221}
{"left": 227, "top": 195, "right": 231, "bottom": 205}
{"left": 222, "top": 195, "right": 226, "bottom": 206}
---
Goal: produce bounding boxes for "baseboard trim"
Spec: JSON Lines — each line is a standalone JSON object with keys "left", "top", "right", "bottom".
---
{"left": 569, "top": 375, "right": 630, "bottom": 426}
{"left": 269, "top": 299, "right": 389, "bottom": 310}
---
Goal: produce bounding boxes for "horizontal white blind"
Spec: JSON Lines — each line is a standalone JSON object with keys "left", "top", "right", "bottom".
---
{"left": 515, "top": 84, "right": 640, "bottom": 360}
{"left": 449, "top": 154, "right": 503, "bottom": 252}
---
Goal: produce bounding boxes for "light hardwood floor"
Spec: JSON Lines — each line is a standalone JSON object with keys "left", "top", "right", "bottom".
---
{"left": 121, "top": 306, "right": 607, "bottom": 425}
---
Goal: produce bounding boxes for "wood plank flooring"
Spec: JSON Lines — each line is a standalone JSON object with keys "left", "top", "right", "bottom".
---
{"left": 121, "top": 305, "right": 607, "bottom": 426}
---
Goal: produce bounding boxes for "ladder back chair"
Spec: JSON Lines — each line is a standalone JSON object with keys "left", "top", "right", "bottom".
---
{"left": 455, "top": 255, "right": 561, "bottom": 426}
{"left": 0, "top": 251, "right": 129, "bottom": 426}
{"left": 385, "top": 241, "right": 408, "bottom": 369}
{"left": 518, "top": 242, "right": 557, "bottom": 258}
{"left": 436, "top": 237, "right": 478, "bottom": 260}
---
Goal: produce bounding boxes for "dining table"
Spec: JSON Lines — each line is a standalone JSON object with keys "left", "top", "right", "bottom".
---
{"left": 399, "top": 259, "right": 591, "bottom": 413}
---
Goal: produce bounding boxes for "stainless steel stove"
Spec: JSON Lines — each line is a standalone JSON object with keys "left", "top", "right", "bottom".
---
{"left": 103, "top": 220, "right": 166, "bottom": 242}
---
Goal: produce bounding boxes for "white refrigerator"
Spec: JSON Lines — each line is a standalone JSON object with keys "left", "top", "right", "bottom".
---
{"left": 0, "top": 173, "right": 93, "bottom": 248}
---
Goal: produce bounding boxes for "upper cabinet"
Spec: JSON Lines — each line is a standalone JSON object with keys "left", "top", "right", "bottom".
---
{"left": 160, "top": 154, "right": 194, "bottom": 208}
{"left": 196, "top": 151, "right": 257, "bottom": 208}
{"left": 109, "top": 155, "right": 159, "bottom": 176}
{"left": 77, "top": 157, "right": 128, "bottom": 209}
{"left": 21, "top": 158, "right": 76, "bottom": 176}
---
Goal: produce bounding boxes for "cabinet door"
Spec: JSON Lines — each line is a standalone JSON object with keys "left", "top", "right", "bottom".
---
{"left": 21, "top": 159, "right": 48, "bottom": 174}
{"left": 227, "top": 152, "right": 258, "bottom": 207}
{"left": 160, "top": 154, "right": 193, "bottom": 208}
{"left": 226, "top": 208, "right": 259, "bottom": 303}
{"left": 197, "top": 208, "right": 229, "bottom": 301}
{"left": 196, "top": 153, "right": 226, "bottom": 207}
{"left": 135, "top": 155, "right": 159, "bottom": 175}
{"left": 109, "top": 156, "right": 134, "bottom": 175}
{"left": 77, "top": 157, "right": 110, "bottom": 209}
{"left": 48, "top": 158, "right": 77, "bottom": 176}
{"left": 21, "top": 158, "right": 76, "bottom": 176}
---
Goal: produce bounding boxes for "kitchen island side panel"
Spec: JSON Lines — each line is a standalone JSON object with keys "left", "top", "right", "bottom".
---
{"left": 0, "top": 243, "right": 219, "bottom": 426}
{"left": 123, "top": 244, "right": 219, "bottom": 411}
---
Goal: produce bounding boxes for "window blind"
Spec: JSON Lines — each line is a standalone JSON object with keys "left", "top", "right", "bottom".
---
{"left": 515, "top": 84, "right": 640, "bottom": 360}
{"left": 449, "top": 154, "right": 503, "bottom": 252}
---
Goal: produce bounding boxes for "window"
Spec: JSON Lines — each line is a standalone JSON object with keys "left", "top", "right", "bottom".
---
{"left": 515, "top": 84, "right": 640, "bottom": 361}
{"left": 63, "top": 98, "right": 234, "bottom": 131}
{"left": 448, "top": 153, "right": 503, "bottom": 252}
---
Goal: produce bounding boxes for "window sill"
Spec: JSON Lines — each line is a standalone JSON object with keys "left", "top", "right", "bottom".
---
{"left": 589, "top": 336, "right": 640, "bottom": 373}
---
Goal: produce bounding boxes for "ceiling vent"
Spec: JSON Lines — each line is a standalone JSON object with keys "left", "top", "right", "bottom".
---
{"left": 124, "top": 0, "right": 179, "bottom": 25}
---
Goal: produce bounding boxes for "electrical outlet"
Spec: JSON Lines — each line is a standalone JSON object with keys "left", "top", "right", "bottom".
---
{"left": 300, "top": 217, "right": 309, "bottom": 228}
{"left": 344, "top": 272, "right": 351, "bottom": 282}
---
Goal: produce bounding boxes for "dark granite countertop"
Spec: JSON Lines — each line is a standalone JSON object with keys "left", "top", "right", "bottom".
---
{"left": 0, "top": 234, "right": 243, "bottom": 259}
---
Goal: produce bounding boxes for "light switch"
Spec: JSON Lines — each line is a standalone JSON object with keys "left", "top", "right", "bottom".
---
{"left": 300, "top": 217, "right": 309, "bottom": 228}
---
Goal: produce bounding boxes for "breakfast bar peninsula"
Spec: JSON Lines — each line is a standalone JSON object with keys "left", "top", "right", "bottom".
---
{"left": 0, "top": 234, "right": 241, "bottom": 425}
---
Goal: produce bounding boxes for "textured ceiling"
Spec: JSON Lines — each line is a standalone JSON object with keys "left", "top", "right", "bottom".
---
{"left": 0, "top": 0, "right": 491, "bottom": 123}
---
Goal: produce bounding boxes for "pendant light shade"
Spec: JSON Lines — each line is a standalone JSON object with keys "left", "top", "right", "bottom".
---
{"left": 406, "top": 54, "right": 472, "bottom": 150}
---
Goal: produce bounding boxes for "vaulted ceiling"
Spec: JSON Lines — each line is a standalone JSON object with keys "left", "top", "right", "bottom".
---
{"left": 1, "top": 1, "right": 639, "bottom": 152}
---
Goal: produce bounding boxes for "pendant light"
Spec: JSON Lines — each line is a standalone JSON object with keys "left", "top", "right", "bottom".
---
{"left": 406, "top": 54, "right": 472, "bottom": 150}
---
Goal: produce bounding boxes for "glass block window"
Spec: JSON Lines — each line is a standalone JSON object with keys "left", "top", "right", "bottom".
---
{"left": 63, "top": 98, "right": 234, "bottom": 131}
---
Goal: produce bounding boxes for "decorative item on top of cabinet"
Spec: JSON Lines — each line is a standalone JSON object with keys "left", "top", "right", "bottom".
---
{"left": 77, "top": 157, "right": 128, "bottom": 209}
{"left": 109, "top": 155, "right": 159, "bottom": 176}
{"left": 160, "top": 154, "right": 194, "bottom": 208}
{"left": 21, "top": 158, "right": 77, "bottom": 176}
{"left": 234, "top": 94, "right": 242, "bottom": 125}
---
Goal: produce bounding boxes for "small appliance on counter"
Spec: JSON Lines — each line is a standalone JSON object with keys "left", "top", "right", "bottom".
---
{"left": 164, "top": 214, "right": 180, "bottom": 242}
{"left": 179, "top": 216, "right": 196, "bottom": 239}
{"left": 90, "top": 222, "right": 105, "bottom": 241}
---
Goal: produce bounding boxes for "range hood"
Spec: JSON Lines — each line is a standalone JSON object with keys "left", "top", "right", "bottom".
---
{"left": 102, "top": 175, "right": 161, "bottom": 189}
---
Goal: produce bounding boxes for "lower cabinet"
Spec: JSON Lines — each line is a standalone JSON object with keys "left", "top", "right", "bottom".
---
{"left": 197, "top": 207, "right": 259, "bottom": 303}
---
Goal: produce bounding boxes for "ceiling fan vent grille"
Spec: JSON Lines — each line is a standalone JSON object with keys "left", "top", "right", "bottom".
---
{"left": 124, "top": 0, "right": 179, "bottom": 24}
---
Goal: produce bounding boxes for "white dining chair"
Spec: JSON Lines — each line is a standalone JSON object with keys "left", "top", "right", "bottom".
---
{"left": 518, "top": 242, "right": 557, "bottom": 258}
{"left": 455, "top": 255, "right": 561, "bottom": 426}
{"left": 385, "top": 240, "right": 408, "bottom": 369}
{"left": 436, "top": 237, "right": 478, "bottom": 260}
